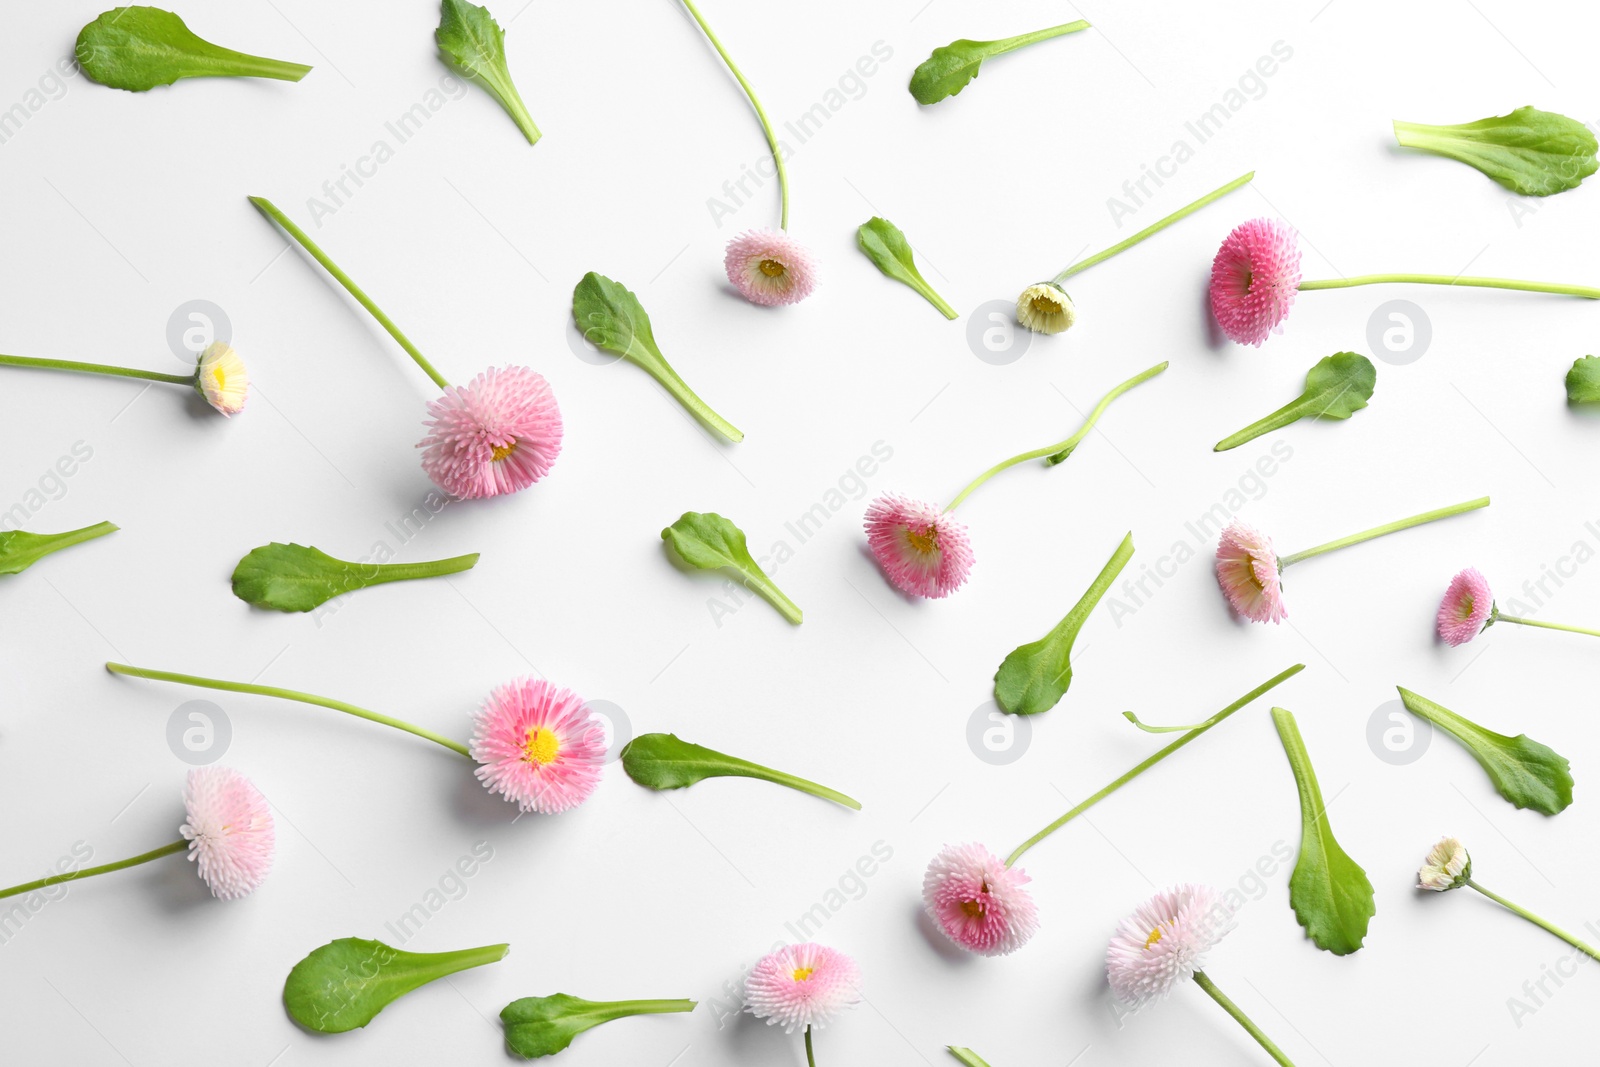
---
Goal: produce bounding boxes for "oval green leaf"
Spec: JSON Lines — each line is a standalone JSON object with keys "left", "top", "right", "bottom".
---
{"left": 284, "top": 937, "right": 508, "bottom": 1033}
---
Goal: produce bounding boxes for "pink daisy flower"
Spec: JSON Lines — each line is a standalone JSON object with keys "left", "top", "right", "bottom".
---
{"left": 180, "top": 767, "right": 275, "bottom": 900}
{"left": 419, "top": 365, "right": 563, "bottom": 499}
{"left": 922, "top": 843, "right": 1039, "bottom": 956}
{"left": 1106, "top": 884, "right": 1234, "bottom": 1008}
{"left": 469, "top": 677, "right": 606, "bottom": 814}
{"left": 1437, "top": 567, "right": 1494, "bottom": 646}
{"left": 1210, "top": 218, "right": 1303, "bottom": 346}
{"left": 744, "top": 942, "right": 861, "bottom": 1033}
{"left": 725, "top": 229, "right": 818, "bottom": 306}
{"left": 863, "top": 493, "right": 974, "bottom": 599}
{"left": 1215, "top": 520, "right": 1286, "bottom": 624}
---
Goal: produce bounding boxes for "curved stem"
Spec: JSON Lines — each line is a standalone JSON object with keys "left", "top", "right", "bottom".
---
{"left": 945, "top": 361, "right": 1167, "bottom": 511}
{"left": 105, "top": 662, "right": 471, "bottom": 758}
{"left": 0, "top": 353, "right": 194, "bottom": 386}
{"left": 1278, "top": 496, "right": 1488, "bottom": 568}
{"left": 247, "top": 196, "right": 451, "bottom": 390}
{"left": 1053, "top": 172, "right": 1253, "bottom": 283}
{"left": 1192, "top": 972, "right": 1296, "bottom": 1066}
{"left": 1493, "top": 613, "right": 1600, "bottom": 640}
{"left": 805, "top": 1025, "right": 817, "bottom": 1067}
{"left": 742, "top": 765, "right": 861, "bottom": 811}
{"left": 0, "top": 840, "right": 187, "bottom": 901}
{"left": 1006, "top": 663, "right": 1303, "bottom": 866}
{"left": 678, "top": 0, "right": 789, "bottom": 230}
{"left": 1467, "top": 880, "right": 1600, "bottom": 962}
{"left": 1299, "top": 275, "right": 1600, "bottom": 299}
{"left": 361, "top": 553, "right": 481, "bottom": 586}
{"left": 991, "top": 20, "right": 1092, "bottom": 54}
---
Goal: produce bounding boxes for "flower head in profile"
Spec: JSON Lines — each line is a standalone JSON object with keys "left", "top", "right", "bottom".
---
{"left": 1106, "top": 884, "right": 1233, "bottom": 1008}
{"left": 744, "top": 942, "right": 861, "bottom": 1033}
{"left": 419, "top": 365, "right": 563, "bottom": 500}
{"left": 725, "top": 229, "right": 818, "bottom": 306}
{"left": 1015, "top": 282, "right": 1076, "bottom": 334}
{"left": 195, "top": 341, "right": 249, "bottom": 416}
{"left": 470, "top": 677, "right": 606, "bottom": 814}
{"left": 1418, "top": 836, "right": 1472, "bottom": 892}
{"left": 180, "top": 766, "right": 275, "bottom": 900}
{"left": 922, "top": 842, "right": 1039, "bottom": 956}
{"left": 1210, "top": 218, "right": 1303, "bottom": 346}
{"left": 864, "top": 493, "right": 974, "bottom": 599}
{"left": 1437, "top": 568, "right": 1494, "bottom": 646}
{"left": 1215, "top": 520, "right": 1286, "bottom": 624}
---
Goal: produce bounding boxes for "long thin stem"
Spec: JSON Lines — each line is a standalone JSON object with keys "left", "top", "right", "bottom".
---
{"left": 1006, "top": 663, "right": 1303, "bottom": 866}
{"left": 247, "top": 196, "right": 451, "bottom": 390}
{"left": 0, "top": 353, "right": 194, "bottom": 386}
{"left": 1467, "top": 880, "right": 1600, "bottom": 961}
{"left": 1192, "top": 972, "right": 1296, "bottom": 1066}
{"left": 360, "top": 553, "right": 481, "bottom": 587}
{"left": 639, "top": 358, "right": 744, "bottom": 443}
{"left": 945, "top": 361, "right": 1167, "bottom": 511}
{"left": 0, "top": 840, "right": 187, "bottom": 901}
{"left": 738, "top": 765, "right": 861, "bottom": 811}
{"left": 1299, "top": 275, "right": 1600, "bottom": 299}
{"left": 678, "top": 0, "right": 790, "bottom": 230}
{"left": 1493, "top": 613, "right": 1600, "bottom": 640}
{"left": 805, "top": 1025, "right": 817, "bottom": 1067}
{"left": 991, "top": 20, "right": 1092, "bottom": 55}
{"left": 1052, "top": 172, "right": 1253, "bottom": 283}
{"left": 1277, "top": 496, "right": 1489, "bottom": 568}
{"left": 105, "top": 662, "right": 471, "bottom": 758}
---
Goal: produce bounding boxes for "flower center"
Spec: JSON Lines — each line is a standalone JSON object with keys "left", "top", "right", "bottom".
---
{"left": 1031, "top": 295, "right": 1060, "bottom": 315}
{"left": 524, "top": 726, "right": 560, "bottom": 765}
{"left": 759, "top": 258, "right": 786, "bottom": 278}
{"left": 1457, "top": 595, "right": 1475, "bottom": 619}
{"left": 905, "top": 528, "right": 937, "bottom": 555}
{"left": 1144, "top": 926, "right": 1164, "bottom": 950}
{"left": 792, "top": 967, "right": 815, "bottom": 982}
{"left": 491, "top": 439, "right": 518, "bottom": 463}
{"left": 960, "top": 899, "right": 986, "bottom": 919}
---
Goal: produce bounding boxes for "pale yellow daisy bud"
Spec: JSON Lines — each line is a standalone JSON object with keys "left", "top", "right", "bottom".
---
{"left": 1417, "top": 836, "right": 1471, "bottom": 892}
{"left": 196, "top": 341, "right": 248, "bottom": 416}
{"left": 1015, "top": 282, "right": 1076, "bottom": 334}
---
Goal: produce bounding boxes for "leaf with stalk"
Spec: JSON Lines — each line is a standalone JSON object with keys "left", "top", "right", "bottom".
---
{"left": 284, "top": 938, "right": 508, "bottom": 1032}
{"left": 620, "top": 733, "right": 860, "bottom": 810}
{"left": 856, "top": 217, "right": 957, "bottom": 319}
{"left": 0, "top": 522, "right": 117, "bottom": 576}
{"left": 76, "top": 7, "right": 310, "bottom": 91}
{"left": 1393, "top": 106, "right": 1597, "bottom": 196}
{"left": 1214, "top": 351, "right": 1376, "bottom": 452}
{"left": 910, "top": 21, "right": 1091, "bottom": 105}
{"left": 501, "top": 994, "right": 696, "bottom": 1059}
{"left": 571, "top": 272, "right": 742, "bottom": 443}
{"left": 231, "top": 543, "right": 480, "bottom": 613}
{"left": 436, "top": 0, "right": 541, "bottom": 145}
{"left": 661, "top": 512, "right": 800, "bottom": 624}
{"left": 1397, "top": 688, "right": 1572, "bottom": 815}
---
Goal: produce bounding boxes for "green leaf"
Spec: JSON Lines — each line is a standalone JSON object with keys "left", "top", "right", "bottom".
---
{"left": 76, "top": 7, "right": 311, "bottom": 91}
{"left": 856, "top": 217, "right": 957, "bottom": 319}
{"left": 909, "top": 20, "right": 1090, "bottom": 105}
{"left": 1397, "top": 687, "right": 1573, "bottom": 815}
{"left": 501, "top": 995, "right": 695, "bottom": 1058}
{"left": 1566, "top": 355, "right": 1600, "bottom": 404}
{"left": 571, "top": 272, "right": 743, "bottom": 443}
{"left": 620, "top": 733, "right": 860, "bottom": 809}
{"left": 436, "top": 0, "right": 540, "bottom": 145}
{"left": 1215, "top": 351, "right": 1376, "bottom": 451}
{"left": 993, "top": 532, "right": 1132, "bottom": 715}
{"left": 1271, "top": 707, "right": 1375, "bottom": 956}
{"left": 231, "top": 543, "right": 479, "bottom": 613}
{"left": 1393, "top": 106, "right": 1598, "bottom": 196}
{"left": 0, "top": 522, "right": 117, "bottom": 576}
{"left": 284, "top": 938, "right": 508, "bottom": 1033}
{"left": 661, "top": 511, "right": 800, "bottom": 624}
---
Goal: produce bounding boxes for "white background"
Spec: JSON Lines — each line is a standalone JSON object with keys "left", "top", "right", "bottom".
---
{"left": 1, "top": 1, "right": 1597, "bottom": 1064}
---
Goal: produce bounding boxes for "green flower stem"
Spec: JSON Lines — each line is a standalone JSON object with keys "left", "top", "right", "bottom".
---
{"left": 1277, "top": 496, "right": 1489, "bottom": 568}
{"left": 1299, "top": 275, "right": 1600, "bottom": 299}
{"left": 805, "top": 1025, "right": 817, "bottom": 1067}
{"left": 947, "top": 1048, "right": 993, "bottom": 1067}
{"left": 1005, "top": 663, "right": 1303, "bottom": 866}
{"left": 944, "top": 361, "right": 1167, "bottom": 511}
{"left": 105, "top": 662, "right": 471, "bottom": 758}
{"left": 1466, "top": 880, "right": 1600, "bottom": 961}
{"left": 679, "top": 0, "right": 790, "bottom": 230}
{"left": 0, "top": 353, "right": 194, "bottom": 386}
{"left": 1192, "top": 972, "right": 1297, "bottom": 1067}
{"left": 1052, "top": 171, "right": 1253, "bottom": 283}
{"left": 1491, "top": 610, "right": 1600, "bottom": 640}
{"left": 642, "top": 358, "right": 744, "bottom": 443}
{"left": 247, "top": 196, "right": 451, "bottom": 391}
{"left": 0, "top": 840, "right": 187, "bottom": 901}
{"left": 358, "top": 553, "right": 481, "bottom": 587}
